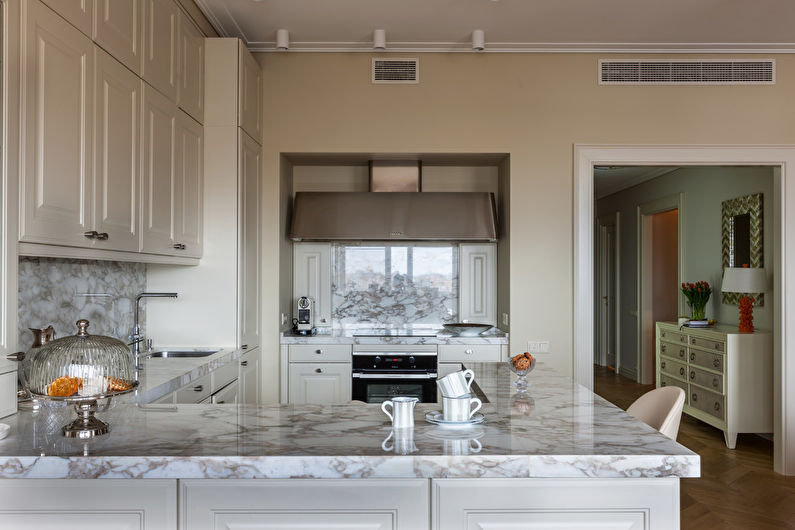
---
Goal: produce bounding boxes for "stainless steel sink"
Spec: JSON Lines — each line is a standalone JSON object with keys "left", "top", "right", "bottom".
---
{"left": 145, "top": 348, "right": 220, "bottom": 359}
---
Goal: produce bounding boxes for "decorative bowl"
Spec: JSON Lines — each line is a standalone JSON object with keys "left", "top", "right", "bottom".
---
{"left": 508, "top": 352, "right": 536, "bottom": 389}
{"left": 441, "top": 323, "right": 494, "bottom": 336}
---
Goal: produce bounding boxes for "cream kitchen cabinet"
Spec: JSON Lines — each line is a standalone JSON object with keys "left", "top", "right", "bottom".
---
{"left": 40, "top": 0, "right": 92, "bottom": 36}
{"left": 239, "top": 130, "right": 261, "bottom": 348}
{"left": 293, "top": 243, "right": 332, "bottom": 327}
{"left": 92, "top": 0, "right": 144, "bottom": 75}
{"left": 93, "top": 47, "right": 141, "bottom": 252}
{"left": 238, "top": 41, "right": 262, "bottom": 141}
{"left": 177, "top": 10, "right": 204, "bottom": 123}
{"left": 20, "top": 0, "right": 94, "bottom": 247}
{"left": 239, "top": 348, "right": 260, "bottom": 405}
{"left": 143, "top": 0, "right": 178, "bottom": 102}
{"left": 459, "top": 244, "right": 497, "bottom": 326}
{"left": 288, "top": 361, "right": 351, "bottom": 405}
{"left": 205, "top": 39, "right": 261, "bottom": 141}
{"left": 174, "top": 110, "right": 204, "bottom": 257}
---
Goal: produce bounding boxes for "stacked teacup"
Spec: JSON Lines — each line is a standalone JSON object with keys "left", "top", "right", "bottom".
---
{"left": 436, "top": 369, "right": 482, "bottom": 422}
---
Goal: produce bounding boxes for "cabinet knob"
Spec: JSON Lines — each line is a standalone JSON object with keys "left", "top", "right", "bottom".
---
{"left": 692, "top": 393, "right": 698, "bottom": 402}
{"left": 689, "top": 371, "right": 695, "bottom": 380}
{"left": 315, "top": 349, "right": 323, "bottom": 354}
{"left": 661, "top": 381, "right": 667, "bottom": 387}
{"left": 690, "top": 353, "right": 696, "bottom": 361}
{"left": 241, "top": 344, "right": 249, "bottom": 350}
{"left": 714, "top": 402, "right": 720, "bottom": 411}
{"left": 679, "top": 348, "right": 685, "bottom": 357}
{"left": 465, "top": 349, "right": 473, "bottom": 355}
{"left": 661, "top": 331, "right": 666, "bottom": 338}
{"left": 315, "top": 368, "right": 323, "bottom": 373}
{"left": 84, "top": 231, "right": 99, "bottom": 239}
{"left": 691, "top": 338, "right": 696, "bottom": 344}
{"left": 715, "top": 343, "right": 723, "bottom": 351}
{"left": 193, "top": 385, "right": 204, "bottom": 392}
{"left": 680, "top": 367, "right": 685, "bottom": 376}
{"left": 241, "top": 360, "right": 248, "bottom": 366}
{"left": 661, "top": 361, "right": 666, "bottom": 369}
{"left": 661, "top": 344, "right": 667, "bottom": 353}
{"left": 713, "top": 359, "right": 720, "bottom": 368}
{"left": 173, "top": 243, "right": 186, "bottom": 250}
{"left": 713, "top": 378, "right": 719, "bottom": 388}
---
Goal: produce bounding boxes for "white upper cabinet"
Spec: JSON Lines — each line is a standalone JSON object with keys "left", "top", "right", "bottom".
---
{"left": 239, "top": 130, "right": 261, "bottom": 348}
{"left": 238, "top": 41, "right": 262, "bottom": 142}
{"left": 40, "top": 0, "right": 92, "bottom": 36}
{"left": 93, "top": 47, "right": 141, "bottom": 252}
{"left": 92, "top": 0, "right": 143, "bottom": 75}
{"left": 293, "top": 243, "right": 332, "bottom": 327}
{"left": 141, "top": 84, "right": 177, "bottom": 254}
{"left": 174, "top": 111, "right": 203, "bottom": 257}
{"left": 459, "top": 244, "right": 497, "bottom": 326}
{"left": 177, "top": 11, "right": 204, "bottom": 123}
{"left": 20, "top": 0, "right": 94, "bottom": 247}
{"left": 143, "top": 0, "right": 178, "bottom": 102}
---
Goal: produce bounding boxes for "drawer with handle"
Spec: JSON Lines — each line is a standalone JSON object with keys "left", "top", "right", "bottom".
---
{"left": 176, "top": 373, "right": 212, "bottom": 403}
{"left": 659, "top": 342, "right": 687, "bottom": 360}
{"left": 689, "top": 348, "right": 724, "bottom": 373}
{"left": 659, "top": 356, "right": 688, "bottom": 381}
{"left": 438, "top": 344, "right": 500, "bottom": 362}
{"left": 689, "top": 385, "right": 726, "bottom": 421}
{"left": 660, "top": 374, "right": 688, "bottom": 401}
{"left": 689, "top": 336, "right": 726, "bottom": 353}
{"left": 659, "top": 328, "right": 687, "bottom": 344}
{"left": 689, "top": 365, "right": 724, "bottom": 394}
{"left": 289, "top": 344, "right": 352, "bottom": 362}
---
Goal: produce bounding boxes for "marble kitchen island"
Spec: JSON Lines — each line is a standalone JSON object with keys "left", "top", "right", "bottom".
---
{"left": 0, "top": 364, "right": 698, "bottom": 529}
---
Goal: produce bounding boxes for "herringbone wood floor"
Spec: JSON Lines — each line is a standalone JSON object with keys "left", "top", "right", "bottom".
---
{"left": 593, "top": 365, "right": 795, "bottom": 529}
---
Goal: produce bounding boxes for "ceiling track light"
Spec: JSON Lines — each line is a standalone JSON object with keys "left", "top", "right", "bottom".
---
{"left": 373, "top": 29, "right": 386, "bottom": 50}
{"left": 472, "top": 29, "right": 485, "bottom": 51}
{"left": 276, "top": 29, "right": 289, "bottom": 50}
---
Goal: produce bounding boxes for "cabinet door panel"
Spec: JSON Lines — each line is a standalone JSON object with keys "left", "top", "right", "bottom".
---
{"left": 177, "top": 11, "right": 204, "bottom": 122}
{"left": 174, "top": 110, "right": 203, "bottom": 257}
{"left": 459, "top": 244, "right": 497, "bottom": 325}
{"left": 289, "top": 363, "right": 351, "bottom": 404}
{"left": 238, "top": 41, "right": 262, "bottom": 141}
{"left": 94, "top": 47, "right": 140, "bottom": 252}
{"left": 141, "top": 84, "right": 176, "bottom": 254}
{"left": 240, "top": 348, "right": 260, "bottom": 405}
{"left": 239, "top": 131, "right": 261, "bottom": 347}
{"left": 41, "top": 0, "right": 92, "bottom": 36}
{"left": 143, "top": 0, "right": 177, "bottom": 101}
{"left": 293, "top": 243, "right": 331, "bottom": 327}
{"left": 92, "top": 0, "right": 143, "bottom": 75}
{"left": 21, "top": 0, "right": 93, "bottom": 246}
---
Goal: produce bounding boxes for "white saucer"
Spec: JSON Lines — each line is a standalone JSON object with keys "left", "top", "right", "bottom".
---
{"left": 424, "top": 411, "right": 485, "bottom": 427}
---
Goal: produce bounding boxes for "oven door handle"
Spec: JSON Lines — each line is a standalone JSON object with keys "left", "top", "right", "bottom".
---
{"left": 352, "top": 373, "right": 437, "bottom": 380}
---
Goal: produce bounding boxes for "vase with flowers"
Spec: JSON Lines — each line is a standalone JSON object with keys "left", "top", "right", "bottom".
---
{"left": 681, "top": 281, "right": 711, "bottom": 321}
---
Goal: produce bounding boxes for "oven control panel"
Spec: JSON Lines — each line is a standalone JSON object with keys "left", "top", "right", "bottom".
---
{"left": 352, "top": 352, "right": 437, "bottom": 372}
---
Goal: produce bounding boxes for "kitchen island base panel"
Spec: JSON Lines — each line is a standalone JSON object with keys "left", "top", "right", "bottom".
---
{"left": 0, "top": 477, "right": 680, "bottom": 530}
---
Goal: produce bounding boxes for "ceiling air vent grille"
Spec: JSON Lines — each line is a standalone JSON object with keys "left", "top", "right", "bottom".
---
{"left": 372, "top": 58, "right": 419, "bottom": 84}
{"left": 599, "top": 60, "right": 775, "bottom": 85}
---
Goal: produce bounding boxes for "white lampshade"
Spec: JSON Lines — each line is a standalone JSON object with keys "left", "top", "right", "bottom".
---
{"left": 276, "top": 29, "right": 289, "bottom": 50}
{"left": 373, "top": 29, "right": 386, "bottom": 50}
{"left": 721, "top": 267, "right": 767, "bottom": 293}
{"left": 472, "top": 29, "right": 485, "bottom": 51}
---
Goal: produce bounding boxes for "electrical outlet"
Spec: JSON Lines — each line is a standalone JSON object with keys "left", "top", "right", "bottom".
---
{"left": 281, "top": 313, "right": 288, "bottom": 326}
{"left": 527, "top": 341, "right": 550, "bottom": 353}
{"left": 502, "top": 313, "right": 509, "bottom": 326}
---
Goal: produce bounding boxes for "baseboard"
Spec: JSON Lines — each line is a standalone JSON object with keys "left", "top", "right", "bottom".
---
{"left": 619, "top": 366, "right": 638, "bottom": 380}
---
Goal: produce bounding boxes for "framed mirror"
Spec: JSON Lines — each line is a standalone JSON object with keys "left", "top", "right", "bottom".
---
{"left": 721, "top": 193, "right": 763, "bottom": 305}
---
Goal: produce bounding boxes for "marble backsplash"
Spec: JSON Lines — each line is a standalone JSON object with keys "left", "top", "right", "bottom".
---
{"left": 17, "top": 258, "right": 146, "bottom": 347}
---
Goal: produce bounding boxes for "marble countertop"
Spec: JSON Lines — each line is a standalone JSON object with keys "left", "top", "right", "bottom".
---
{"left": 0, "top": 363, "right": 699, "bottom": 480}
{"left": 134, "top": 347, "right": 245, "bottom": 403}
{"left": 280, "top": 326, "right": 509, "bottom": 345}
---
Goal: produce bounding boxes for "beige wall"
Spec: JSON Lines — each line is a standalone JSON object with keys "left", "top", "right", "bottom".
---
{"left": 257, "top": 52, "right": 795, "bottom": 400}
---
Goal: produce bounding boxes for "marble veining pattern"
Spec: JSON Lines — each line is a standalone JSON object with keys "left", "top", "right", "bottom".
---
{"left": 280, "top": 326, "right": 509, "bottom": 345}
{"left": 17, "top": 257, "right": 146, "bottom": 347}
{"left": 0, "top": 363, "right": 699, "bottom": 479}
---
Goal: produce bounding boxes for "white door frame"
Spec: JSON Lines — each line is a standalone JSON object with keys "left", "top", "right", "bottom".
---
{"left": 574, "top": 144, "right": 794, "bottom": 475}
{"left": 596, "top": 212, "right": 620, "bottom": 373}
{"left": 636, "top": 194, "right": 684, "bottom": 384}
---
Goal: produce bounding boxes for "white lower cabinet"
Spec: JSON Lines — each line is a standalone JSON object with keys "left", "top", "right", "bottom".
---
{"left": 288, "top": 362, "right": 351, "bottom": 404}
{"left": 239, "top": 348, "right": 260, "bottom": 405}
{"left": 0, "top": 479, "right": 177, "bottom": 529}
{"left": 180, "top": 479, "right": 429, "bottom": 530}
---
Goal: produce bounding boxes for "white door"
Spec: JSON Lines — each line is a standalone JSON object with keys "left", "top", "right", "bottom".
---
{"left": 142, "top": 0, "right": 177, "bottom": 102}
{"left": 237, "top": 41, "right": 262, "bottom": 141}
{"left": 177, "top": 10, "right": 204, "bottom": 123}
{"left": 141, "top": 84, "right": 177, "bottom": 254}
{"left": 597, "top": 215, "right": 618, "bottom": 370}
{"left": 288, "top": 363, "right": 351, "bottom": 404}
{"left": 20, "top": 0, "right": 94, "bottom": 247}
{"left": 293, "top": 243, "right": 332, "bottom": 327}
{"left": 239, "top": 130, "right": 260, "bottom": 348}
{"left": 92, "top": 0, "right": 143, "bottom": 75}
{"left": 459, "top": 244, "right": 497, "bottom": 325}
{"left": 40, "top": 0, "right": 92, "bottom": 36}
{"left": 174, "top": 110, "right": 203, "bottom": 257}
{"left": 93, "top": 47, "right": 140, "bottom": 252}
{"left": 239, "top": 348, "right": 260, "bottom": 405}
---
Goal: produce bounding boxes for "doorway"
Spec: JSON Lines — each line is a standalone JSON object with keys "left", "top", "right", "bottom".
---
{"left": 596, "top": 213, "right": 619, "bottom": 373}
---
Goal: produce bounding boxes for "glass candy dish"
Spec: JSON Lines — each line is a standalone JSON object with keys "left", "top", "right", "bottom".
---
{"left": 508, "top": 352, "right": 536, "bottom": 389}
{"left": 26, "top": 319, "right": 137, "bottom": 439}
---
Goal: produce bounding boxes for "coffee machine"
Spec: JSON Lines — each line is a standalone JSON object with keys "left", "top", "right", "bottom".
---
{"left": 292, "top": 296, "right": 316, "bottom": 335}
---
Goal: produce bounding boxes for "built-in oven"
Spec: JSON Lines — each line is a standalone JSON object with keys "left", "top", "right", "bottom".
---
{"left": 351, "top": 346, "right": 437, "bottom": 403}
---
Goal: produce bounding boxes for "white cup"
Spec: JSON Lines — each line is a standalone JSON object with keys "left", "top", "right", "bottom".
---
{"left": 381, "top": 429, "right": 418, "bottom": 455}
{"left": 442, "top": 394, "right": 482, "bottom": 422}
{"left": 381, "top": 396, "right": 418, "bottom": 429}
{"left": 437, "top": 369, "right": 475, "bottom": 397}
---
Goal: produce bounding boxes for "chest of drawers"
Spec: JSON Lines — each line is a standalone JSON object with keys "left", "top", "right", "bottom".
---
{"left": 655, "top": 322, "right": 772, "bottom": 448}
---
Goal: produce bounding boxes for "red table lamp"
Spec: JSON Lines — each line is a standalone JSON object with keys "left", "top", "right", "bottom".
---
{"left": 721, "top": 266, "right": 767, "bottom": 332}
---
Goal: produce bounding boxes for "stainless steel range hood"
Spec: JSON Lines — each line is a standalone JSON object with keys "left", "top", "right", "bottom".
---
{"left": 290, "top": 191, "right": 497, "bottom": 242}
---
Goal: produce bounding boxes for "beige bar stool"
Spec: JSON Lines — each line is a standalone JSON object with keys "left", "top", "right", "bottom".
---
{"left": 626, "top": 386, "right": 686, "bottom": 441}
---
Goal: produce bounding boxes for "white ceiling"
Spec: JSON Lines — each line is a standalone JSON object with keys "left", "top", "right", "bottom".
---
{"left": 593, "top": 166, "right": 679, "bottom": 199}
{"left": 195, "top": 0, "right": 795, "bottom": 52}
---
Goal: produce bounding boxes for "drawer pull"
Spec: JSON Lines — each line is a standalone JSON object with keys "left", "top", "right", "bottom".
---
{"left": 465, "top": 349, "right": 474, "bottom": 355}
{"left": 691, "top": 338, "right": 696, "bottom": 344}
{"left": 193, "top": 385, "right": 204, "bottom": 392}
{"left": 315, "top": 368, "right": 323, "bottom": 373}
{"left": 690, "top": 371, "right": 695, "bottom": 380}
{"left": 713, "top": 359, "right": 720, "bottom": 368}
{"left": 661, "top": 344, "right": 667, "bottom": 353}
{"left": 84, "top": 230, "right": 99, "bottom": 239}
{"left": 692, "top": 393, "right": 698, "bottom": 402}
{"left": 241, "top": 344, "right": 248, "bottom": 350}
{"left": 714, "top": 402, "right": 721, "bottom": 411}
{"left": 690, "top": 353, "right": 696, "bottom": 361}
{"left": 679, "top": 348, "right": 686, "bottom": 358}
{"left": 241, "top": 360, "right": 248, "bottom": 366}
{"left": 315, "top": 349, "right": 323, "bottom": 354}
{"left": 96, "top": 232, "right": 109, "bottom": 241}
{"left": 661, "top": 331, "right": 666, "bottom": 338}
{"left": 661, "top": 361, "right": 666, "bottom": 369}
{"left": 713, "top": 378, "right": 719, "bottom": 388}
{"left": 679, "top": 367, "right": 685, "bottom": 376}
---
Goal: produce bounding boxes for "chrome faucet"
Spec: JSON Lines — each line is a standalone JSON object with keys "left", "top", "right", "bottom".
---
{"left": 129, "top": 292, "right": 178, "bottom": 366}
